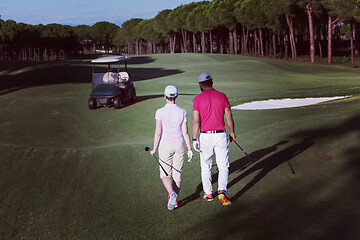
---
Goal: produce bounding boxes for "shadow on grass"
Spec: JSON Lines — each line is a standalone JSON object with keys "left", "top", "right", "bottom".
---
{"left": 134, "top": 93, "right": 196, "bottom": 104}
{"left": 127, "top": 56, "right": 156, "bottom": 65}
{"left": 184, "top": 113, "right": 360, "bottom": 239}
{"left": 232, "top": 111, "right": 360, "bottom": 201}
{"left": 93, "top": 93, "right": 197, "bottom": 110}
{"left": 180, "top": 112, "right": 360, "bottom": 208}
{"left": 178, "top": 140, "right": 292, "bottom": 207}
{"left": 228, "top": 138, "right": 313, "bottom": 202}
{"left": 89, "top": 94, "right": 164, "bottom": 110}
{"left": 0, "top": 57, "right": 183, "bottom": 95}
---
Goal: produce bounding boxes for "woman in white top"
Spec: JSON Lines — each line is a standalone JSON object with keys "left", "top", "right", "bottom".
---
{"left": 150, "top": 85, "right": 193, "bottom": 210}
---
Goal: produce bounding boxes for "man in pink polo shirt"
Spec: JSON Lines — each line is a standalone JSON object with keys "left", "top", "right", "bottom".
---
{"left": 192, "top": 73, "right": 236, "bottom": 206}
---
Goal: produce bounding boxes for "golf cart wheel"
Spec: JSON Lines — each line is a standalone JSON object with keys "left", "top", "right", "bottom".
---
{"left": 113, "top": 97, "right": 122, "bottom": 109}
{"left": 132, "top": 89, "right": 137, "bottom": 102}
{"left": 88, "top": 98, "right": 97, "bottom": 110}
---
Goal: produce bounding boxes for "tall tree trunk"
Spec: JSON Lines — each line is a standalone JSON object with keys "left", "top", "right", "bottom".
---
{"left": 245, "top": 28, "right": 249, "bottom": 55}
{"left": 218, "top": 32, "right": 223, "bottom": 54}
{"left": 233, "top": 28, "right": 237, "bottom": 55}
{"left": 187, "top": 35, "right": 191, "bottom": 53}
{"left": 201, "top": 32, "right": 206, "bottom": 53}
{"left": 355, "top": 22, "right": 360, "bottom": 57}
{"left": 29, "top": 48, "right": 32, "bottom": 61}
{"left": 351, "top": 20, "right": 354, "bottom": 68}
{"left": 259, "top": 28, "right": 264, "bottom": 58}
{"left": 241, "top": 26, "right": 245, "bottom": 55}
{"left": 135, "top": 40, "right": 139, "bottom": 55}
{"left": 43, "top": 48, "right": 49, "bottom": 62}
{"left": 254, "top": 30, "right": 258, "bottom": 57}
{"left": 327, "top": 16, "right": 344, "bottom": 64}
{"left": 286, "top": 15, "right": 297, "bottom": 61}
{"left": 229, "top": 30, "right": 234, "bottom": 54}
{"left": 139, "top": 41, "right": 143, "bottom": 55}
{"left": 221, "top": 31, "right": 226, "bottom": 54}
{"left": 147, "top": 41, "right": 152, "bottom": 54}
{"left": 327, "top": 16, "right": 332, "bottom": 64}
{"left": 21, "top": 48, "right": 25, "bottom": 61}
{"left": 181, "top": 29, "right": 187, "bottom": 53}
{"left": 273, "top": 31, "right": 277, "bottom": 58}
{"left": 209, "top": 30, "right": 213, "bottom": 54}
{"left": 193, "top": 33, "right": 197, "bottom": 53}
{"left": 187, "top": 30, "right": 190, "bottom": 53}
{"left": 285, "top": 34, "right": 289, "bottom": 60}
{"left": 307, "top": 3, "right": 315, "bottom": 63}
{"left": 173, "top": 34, "right": 176, "bottom": 53}
{"left": 169, "top": 34, "right": 172, "bottom": 54}
{"left": 291, "top": 33, "right": 297, "bottom": 61}
{"left": 169, "top": 33, "right": 176, "bottom": 54}
{"left": 318, "top": 41, "right": 322, "bottom": 60}
{"left": 36, "top": 48, "right": 40, "bottom": 61}
{"left": 188, "top": 33, "right": 191, "bottom": 53}
{"left": 317, "top": 27, "right": 322, "bottom": 60}
{"left": 169, "top": 35, "right": 172, "bottom": 54}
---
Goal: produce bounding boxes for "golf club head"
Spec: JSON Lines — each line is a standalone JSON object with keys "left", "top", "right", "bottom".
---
{"left": 145, "top": 146, "right": 151, "bottom": 152}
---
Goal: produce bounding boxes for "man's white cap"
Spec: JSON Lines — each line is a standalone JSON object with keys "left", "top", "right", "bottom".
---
{"left": 198, "top": 72, "right": 212, "bottom": 83}
{"left": 164, "top": 85, "right": 178, "bottom": 97}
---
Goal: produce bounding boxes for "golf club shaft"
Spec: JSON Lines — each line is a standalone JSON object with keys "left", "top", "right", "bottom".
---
{"left": 229, "top": 136, "right": 253, "bottom": 161}
{"left": 158, "top": 158, "right": 182, "bottom": 174}
{"left": 287, "top": 160, "right": 295, "bottom": 174}
{"left": 145, "top": 146, "right": 168, "bottom": 176}
{"left": 153, "top": 155, "right": 169, "bottom": 176}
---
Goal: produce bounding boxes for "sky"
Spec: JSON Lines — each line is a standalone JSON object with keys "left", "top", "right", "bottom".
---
{"left": 0, "top": 0, "right": 208, "bottom": 27}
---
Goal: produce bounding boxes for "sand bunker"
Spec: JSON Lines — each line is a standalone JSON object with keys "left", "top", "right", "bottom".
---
{"left": 232, "top": 96, "right": 348, "bottom": 110}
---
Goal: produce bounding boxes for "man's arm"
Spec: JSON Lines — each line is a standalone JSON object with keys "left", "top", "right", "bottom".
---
{"left": 225, "top": 107, "right": 236, "bottom": 141}
{"left": 192, "top": 110, "right": 200, "bottom": 140}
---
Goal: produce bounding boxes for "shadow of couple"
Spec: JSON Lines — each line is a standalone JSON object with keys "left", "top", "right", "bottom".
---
{"left": 178, "top": 138, "right": 313, "bottom": 207}
{"left": 178, "top": 112, "right": 360, "bottom": 207}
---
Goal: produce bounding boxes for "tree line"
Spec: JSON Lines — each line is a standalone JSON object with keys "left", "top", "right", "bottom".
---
{"left": 1, "top": 0, "right": 360, "bottom": 66}
{"left": 0, "top": 20, "right": 119, "bottom": 61}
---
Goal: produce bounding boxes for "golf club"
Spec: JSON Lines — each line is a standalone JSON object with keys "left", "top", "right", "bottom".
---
{"left": 287, "top": 160, "right": 295, "bottom": 174}
{"left": 158, "top": 158, "right": 182, "bottom": 174}
{"left": 229, "top": 135, "right": 253, "bottom": 162}
{"left": 145, "top": 146, "right": 168, "bottom": 176}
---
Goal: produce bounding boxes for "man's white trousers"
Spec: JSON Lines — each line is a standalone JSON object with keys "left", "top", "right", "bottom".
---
{"left": 199, "top": 132, "right": 229, "bottom": 195}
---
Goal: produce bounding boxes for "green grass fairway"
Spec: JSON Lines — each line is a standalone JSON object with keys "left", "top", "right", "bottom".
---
{"left": 1, "top": 54, "right": 360, "bottom": 239}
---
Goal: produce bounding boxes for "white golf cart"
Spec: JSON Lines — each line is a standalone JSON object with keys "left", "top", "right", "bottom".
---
{"left": 88, "top": 56, "right": 136, "bottom": 109}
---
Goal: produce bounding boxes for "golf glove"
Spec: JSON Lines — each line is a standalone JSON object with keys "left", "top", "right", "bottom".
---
{"left": 193, "top": 140, "right": 200, "bottom": 153}
{"left": 187, "top": 150, "right": 193, "bottom": 162}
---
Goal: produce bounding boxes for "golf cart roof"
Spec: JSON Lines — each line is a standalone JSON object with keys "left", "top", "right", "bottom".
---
{"left": 91, "top": 56, "right": 131, "bottom": 63}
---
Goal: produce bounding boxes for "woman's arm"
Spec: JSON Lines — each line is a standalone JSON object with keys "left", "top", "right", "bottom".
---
{"left": 181, "top": 121, "right": 191, "bottom": 151}
{"left": 150, "top": 119, "right": 162, "bottom": 155}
